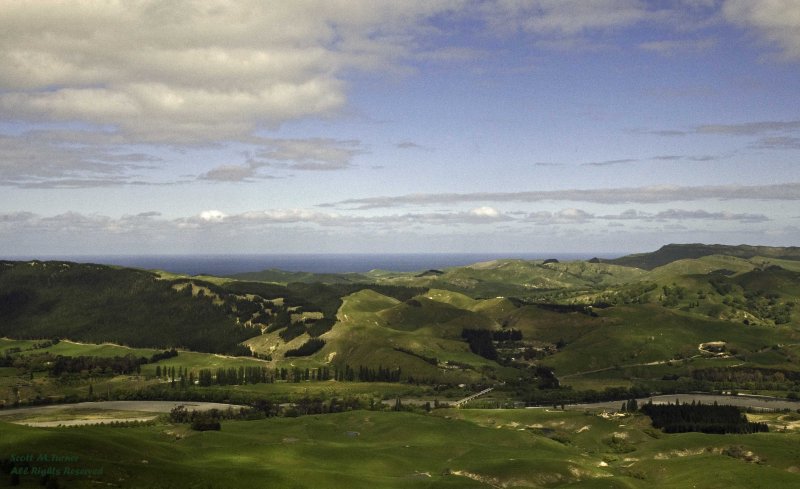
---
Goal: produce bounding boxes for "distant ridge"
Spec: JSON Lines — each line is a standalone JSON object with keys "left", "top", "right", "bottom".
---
{"left": 230, "top": 268, "right": 370, "bottom": 284}
{"left": 605, "top": 243, "right": 800, "bottom": 270}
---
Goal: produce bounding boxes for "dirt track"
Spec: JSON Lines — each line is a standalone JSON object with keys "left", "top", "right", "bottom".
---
{"left": 18, "top": 417, "right": 158, "bottom": 427}
{"left": 562, "top": 394, "right": 800, "bottom": 412}
{"left": 0, "top": 400, "right": 244, "bottom": 416}
{"left": 0, "top": 400, "right": 246, "bottom": 426}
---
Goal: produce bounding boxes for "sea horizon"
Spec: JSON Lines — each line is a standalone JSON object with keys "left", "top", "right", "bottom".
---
{"left": 1, "top": 252, "right": 626, "bottom": 276}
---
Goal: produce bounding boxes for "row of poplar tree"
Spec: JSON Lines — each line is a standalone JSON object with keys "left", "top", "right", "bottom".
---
{"left": 152, "top": 364, "right": 403, "bottom": 386}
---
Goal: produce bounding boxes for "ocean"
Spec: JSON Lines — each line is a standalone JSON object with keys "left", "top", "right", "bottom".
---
{"left": 8, "top": 253, "right": 621, "bottom": 276}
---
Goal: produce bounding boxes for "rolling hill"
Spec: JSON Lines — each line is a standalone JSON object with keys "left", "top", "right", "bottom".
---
{"left": 2, "top": 243, "right": 799, "bottom": 398}
{"left": 605, "top": 243, "right": 800, "bottom": 270}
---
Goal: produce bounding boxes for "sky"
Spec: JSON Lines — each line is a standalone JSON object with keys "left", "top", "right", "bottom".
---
{"left": 1, "top": 0, "right": 799, "bottom": 256}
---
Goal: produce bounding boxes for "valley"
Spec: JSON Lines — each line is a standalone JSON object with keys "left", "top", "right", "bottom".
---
{"left": 1, "top": 244, "right": 800, "bottom": 488}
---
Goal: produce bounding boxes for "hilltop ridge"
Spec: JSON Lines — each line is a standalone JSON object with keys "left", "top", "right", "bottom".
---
{"left": 605, "top": 243, "right": 800, "bottom": 270}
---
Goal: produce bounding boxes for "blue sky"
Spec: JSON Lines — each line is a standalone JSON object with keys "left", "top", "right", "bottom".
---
{"left": 1, "top": 0, "right": 799, "bottom": 255}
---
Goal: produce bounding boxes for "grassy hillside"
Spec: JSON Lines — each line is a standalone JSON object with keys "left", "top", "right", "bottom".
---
{"left": 540, "top": 305, "right": 799, "bottom": 376}
{"left": 607, "top": 243, "right": 800, "bottom": 270}
{"left": 4, "top": 245, "right": 800, "bottom": 489}
{"left": 196, "top": 255, "right": 800, "bottom": 395}
{"left": 3, "top": 245, "right": 800, "bottom": 404}
{"left": 307, "top": 289, "right": 495, "bottom": 383}
{"left": 229, "top": 268, "right": 372, "bottom": 284}
{"left": 0, "top": 261, "right": 256, "bottom": 355}
{"left": 2, "top": 408, "right": 800, "bottom": 488}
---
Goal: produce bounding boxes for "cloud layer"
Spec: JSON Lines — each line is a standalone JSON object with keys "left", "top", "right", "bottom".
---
{"left": 0, "top": 1, "right": 465, "bottom": 143}
{"left": 2, "top": 1, "right": 798, "bottom": 145}
{"left": 0, "top": 1, "right": 797, "bottom": 188}
{"left": 723, "top": 0, "right": 800, "bottom": 59}
{"left": 0, "top": 202, "right": 773, "bottom": 244}
{"left": 325, "top": 183, "right": 800, "bottom": 209}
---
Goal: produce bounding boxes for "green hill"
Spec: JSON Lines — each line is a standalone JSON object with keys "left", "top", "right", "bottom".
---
{"left": 607, "top": 243, "right": 800, "bottom": 270}
{"left": 229, "top": 268, "right": 372, "bottom": 284}
{"left": 0, "top": 261, "right": 256, "bottom": 355}
{"left": 3, "top": 244, "right": 800, "bottom": 400}
{"left": 243, "top": 289, "right": 495, "bottom": 383}
{"left": 4, "top": 245, "right": 800, "bottom": 489}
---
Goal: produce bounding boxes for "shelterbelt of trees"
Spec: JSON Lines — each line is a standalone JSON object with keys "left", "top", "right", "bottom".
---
{"left": 1, "top": 345, "right": 179, "bottom": 376}
{"left": 640, "top": 400, "right": 769, "bottom": 434}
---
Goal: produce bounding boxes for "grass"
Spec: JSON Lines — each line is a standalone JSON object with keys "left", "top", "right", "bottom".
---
{"left": 222, "top": 381, "right": 432, "bottom": 400}
{"left": 540, "top": 305, "right": 800, "bottom": 376}
{"left": 15, "top": 339, "right": 160, "bottom": 359}
{"left": 140, "top": 351, "right": 267, "bottom": 376}
{"left": 2, "top": 408, "right": 800, "bottom": 488}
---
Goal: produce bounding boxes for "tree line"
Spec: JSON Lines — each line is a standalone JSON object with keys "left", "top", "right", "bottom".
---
{"left": 640, "top": 400, "right": 769, "bottom": 434}
{"left": 461, "top": 328, "right": 525, "bottom": 362}
{"left": 1, "top": 349, "right": 179, "bottom": 377}
{"left": 181, "top": 363, "right": 404, "bottom": 386}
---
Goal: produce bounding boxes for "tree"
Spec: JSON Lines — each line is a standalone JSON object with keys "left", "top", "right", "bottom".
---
{"left": 169, "top": 405, "right": 189, "bottom": 423}
{"left": 461, "top": 329, "right": 498, "bottom": 360}
{"left": 190, "top": 411, "right": 221, "bottom": 431}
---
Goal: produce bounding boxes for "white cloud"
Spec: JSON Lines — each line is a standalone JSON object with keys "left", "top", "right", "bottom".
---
{"left": 0, "top": 1, "right": 791, "bottom": 150}
{"left": 652, "top": 209, "right": 768, "bottom": 223}
{"left": 753, "top": 136, "right": 800, "bottom": 150}
{"left": 0, "top": 131, "right": 160, "bottom": 187}
{"left": 723, "top": 0, "right": 800, "bottom": 59}
{"left": 0, "top": 0, "right": 742, "bottom": 146}
{"left": 253, "top": 138, "right": 364, "bottom": 171}
{"left": 525, "top": 208, "right": 594, "bottom": 224}
{"left": 326, "top": 182, "right": 800, "bottom": 209}
{"left": 647, "top": 120, "right": 800, "bottom": 152}
{"left": 0, "top": 206, "right": 790, "bottom": 255}
{"left": 199, "top": 210, "right": 227, "bottom": 222}
{"left": 581, "top": 158, "right": 638, "bottom": 167}
{"left": 696, "top": 120, "right": 800, "bottom": 135}
{"left": 239, "top": 209, "right": 340, "bottom": 224}
{"left": 197, "top": 138, "right": 366, "bottom": 182}
{"left": 486, "top": 0, "right": 649, "bottom": 36}
{"left": 0, "top": 130, "right": 367, "bottom": 186}
{"left": 469, "top": 206, "right": 501, "bottom": 218}
{"left": 199, "top": 164, "right": 261, "bottom": 182}
{"left": 557, "top": 208, "right": 594, "bottom": 221}
{"left": 639, "top": 38, "right": 717, "bottom": 55}
{"left": 0, "top": 1, "right": 465, "bottom": 143}
{"left": 0, "top": 207, "right": 514, "bottom": 237}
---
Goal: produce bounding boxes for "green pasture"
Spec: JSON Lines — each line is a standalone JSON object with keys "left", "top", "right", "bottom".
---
{"left": 541, "top": 305, "right": 800, "bottom": 376}
{"left": 223, "top": 381, "right": 432, "bottom": 401}
{"left": 23, "top": 340, "right": 158, "bottom": 359}
{"left": 2, "top": 408, "right": 800, "bottom": 488}
{"left": 139, "top": 351, "right": 267, "bottom": 377}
